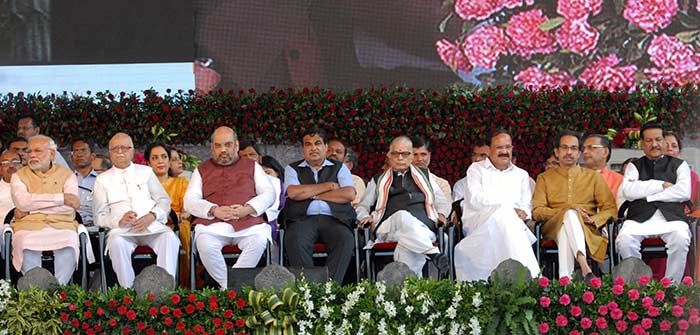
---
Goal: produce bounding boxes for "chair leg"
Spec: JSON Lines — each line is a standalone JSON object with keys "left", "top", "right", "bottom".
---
{"left": 448, "top": 225, "right": 455, "bottom": 281}
{"left": 99, "top": 231, "right": 107, "bottom": 293}
{"left": 80, "top": 232, "right": 88, "bottom": 289}
{"left": 190, "top": 230, "right": 196, "bottom": 291}
{"left": 265, "top": 241, "right": 271, "bottom": 266}
{"left": 4, "top": 231, "right": 11, "bottom": 282}
{"left": 353, "top": 227, "right": 360, "bottom": 282}
{"left": 278, "top": 229, "right": 285, "bottom": 266}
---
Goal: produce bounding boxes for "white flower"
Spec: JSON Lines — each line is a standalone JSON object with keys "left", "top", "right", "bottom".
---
{"left": 446, "top": 306, "right": 457, "bottom": 320}
{"left": 472, "top": 292, "right": 482, "bottom": 308}
{"left": 435, "top": 325, "right": 446, "bottom": 335}
{"left": 469, "top": 316, "right": 482, "bottom": 335}
{"left": 378, "top": 318, "right": 389, "bottom": 335}
{"left": 399, "top": 287, "right": 408, "bottom": 305}
{"left": 318, "top": 305, "right": 331, "bottom": 319}
{"left": 359, "top": 312, "right": 371, "bottom": 324}
{"left": 324, "top": 323, "right": 334, "bottom": 334}
{"left": 449, "top": 321, "right": 463, "bottom": 335}
{"left": 397, "top": 324, "right": 406, "bottom": 334}
{"left": 298, "top": 320, "right": 312, "bottom": 335}
{"left": 341, "top": 286, "right": 365, "bottom": 316}
{"left": 405, "top": 305, "right": 414, "bottom": 316}
{"left": 383, "top": 301, "right": 397, "bottom": 318}
{"left": 415, "top": 328, "right": 425, "bottom": 335}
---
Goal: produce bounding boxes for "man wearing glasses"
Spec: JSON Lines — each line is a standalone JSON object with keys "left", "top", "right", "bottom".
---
{"left": 533, "top": 130, "right": 616, "bottom": 281}
{"left": 0, "top": 151, "right": 21, "bottom": 221}
{"left": 92, "top": 133, "right": 179, "bottom": 288}
{"left": 582, "top": 134, "right": 623, "bottom": 201}
{"left": 16, "top": 115, "right": 70, "bottom": 168}
{"left": 7, "top": 137, "right": 28, "bottom": 166}
{"left": 284, "top": 128, "right": 356, "bottom": 283}
{"left": 71, "top": 138, "right": 98, "bottom": 225}
{"left": 356, "top": 136, "right": 450, "bottom": 276}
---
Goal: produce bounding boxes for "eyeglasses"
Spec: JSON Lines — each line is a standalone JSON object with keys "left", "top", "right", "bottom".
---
{"left": 71, "top": 148, "right": 91, "bottom": 155}
{"left": 583, "top": 144, "right": 605, "bottom": 151}
{"left": 0, "top": 160, "right": 22, "bottom": 167}
{"left": 109, "top": 145, "right": 133, "bottom": 152}
{"left": 389, "top": 151, "right": 412, "bottom": 158}
{"left": 558, "top": 145, "right": 580, "bottom": 152}
{"left": 471, "top": 152, "right": 488, "bottom": 158}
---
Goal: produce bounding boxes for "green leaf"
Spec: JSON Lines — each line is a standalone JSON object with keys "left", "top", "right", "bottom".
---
{"left": 438, "top": 12, "right": 453, "bottom": 33}
{"left": 538, "top": 17, "right": 565, "bottom": 31}
{"left": 676, "top": 30, "right": 700, "bottom": 44}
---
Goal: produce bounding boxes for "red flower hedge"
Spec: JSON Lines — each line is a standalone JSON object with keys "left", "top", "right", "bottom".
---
{"left": 1, "top": 84, "right": 697, "bottom": 182}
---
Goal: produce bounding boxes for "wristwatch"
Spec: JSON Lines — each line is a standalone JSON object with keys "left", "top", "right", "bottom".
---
{"left": 208, "top": 205, "right": 218, "bottom": 218}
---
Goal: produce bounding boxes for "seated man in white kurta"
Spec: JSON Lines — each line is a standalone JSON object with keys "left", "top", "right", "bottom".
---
{"left": 93, "top": 133, "right": 180, "bottom": 288}
{"left": 617, "top": 123, "right": 691, "bottom": 283}
{"left": 184, "top": 127, "right": 275, "bottom": 289}
{"left": 454, "top": 129, "right": 539, "bottom": 281}
{"left": 356, "top": 136, "right": 450, "bottom": 275}
{"left": 10, "top": 135, "right": 81, "bottom": 285}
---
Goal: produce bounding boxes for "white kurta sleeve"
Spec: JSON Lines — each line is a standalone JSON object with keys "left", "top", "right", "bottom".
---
{"left": 146, "top": 170, "right": 172, "bottom": 224}
{"left": 430, "top": 174, "right": 450, "bottom": 216}
{"left": 92, "top": 177, "right": 116, "bottom": 229}
{"left": 183, "top": 169, "right": 217, "bottom": 219}
{"left": 646, "top": 161, "right": 692, "bottom": 203}
{"left": 621, "top": 163, "right": 665, "bottom": 201}
{"left": 246, "top": 163, "right": 276, "bottom": 216}
{"left": 516, "top": 170, "right": 533, "bottom": 219}
{"left": 467, "top": 164, "right": 502, "bottom": 208}
{"left": 355, "top": 178, "right": 377, "bottom": 220}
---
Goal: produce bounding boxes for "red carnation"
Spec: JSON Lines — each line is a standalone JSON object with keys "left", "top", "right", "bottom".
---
{"left": 506, "top": 9, "right": 557, "bottom": 59}
{"left": 236, "top": 319, "right": 246, "bottom": 328}
{"left": 171, "top": 294, "right": 181, "bottom": 304}
{"left": 227, "top": 291, "right": 237, "bottom": 299}
{"left": 126, "top": 309, "right": 137, "bottom": 321}
{"left": 623, "top": 0, "right": 678, "bottom": 33}
{"left": 123, "top": 296, "right": 133, "bottom": 305}
{"left": 556, "top": 314, "right": 568, "bottom": 327}
{"left": 173, "top": 308, "right": 183, "bottom": 318}
{"left": 578, "top": 54, "right": 637, "bottom": 92}
{"left": 555, "top": 18, "right": 599, "bottom": 56}
{"left": 461, "top": 26, "right": 509, "bottom": 68}
{"left": 538, "top": 322, "right": 550, "bottom": 333}
{"left": 236, "top": 298, "right": 246, "bottom": 309}
{"left": 647, "top": 34, "right": 698, "bottom": 68}
{"left": 164, "top": 317, "right": 173, "bottom": 326}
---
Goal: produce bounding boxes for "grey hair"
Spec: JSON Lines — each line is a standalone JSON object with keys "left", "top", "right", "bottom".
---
{"left": 28, "top": 135, "right": 58, "bottom": 151}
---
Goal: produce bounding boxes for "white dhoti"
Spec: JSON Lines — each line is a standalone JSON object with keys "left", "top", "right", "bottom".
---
{"left": 616, "top": 210, "right": 691, "bottom": 282}
{"left": 194, "top": 222, "right": 271, "bottom": 288}
{"left": 105, "top": 225, "right": 180, "bottom": 288}
{"left": 454, "top": 205, "right": 539, "bottom": 281}
{"left": 557, "top": 209, "right": 588, "bottom": 278}
{"left": 12, "top": 227, "right": 79, "bottom": 285}
{"left": 375, "top": 210, "right": 438, "bottom": 274}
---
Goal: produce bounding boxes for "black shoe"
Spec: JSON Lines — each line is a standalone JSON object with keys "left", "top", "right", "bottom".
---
{"left": 431, "top": 254, "right": 450, "bottom": 278}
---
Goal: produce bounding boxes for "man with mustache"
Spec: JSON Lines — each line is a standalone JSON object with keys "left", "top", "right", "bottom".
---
{"left": 582, "top": 134, "right": 623, "bottom": 200}
{"left": 184, "top": 127, "right": 276, "bottom": 289}
{"left": 0, "top": 150, "right": 21, "bottom": 221}
{"left": 16, "top": 114, "right": 70, "bottom": 168}
{"left": 92, "top": 133, "right": 180, "bottom": 288}
{"left": 453, "top": 141, "right": 490, "bottom": 201}
{"left": 356, "top": 136, "right": 450, "bottom": 276}
{"left": 454, "top": 129, "right": 539, "bottom": 281}
{"left": 9, "top": 135, "right": 81, "bottom": 285}
{"left": 411, "top": 136, "right": 453, "bottom": 203}
{"left": 533, "top": 130, "right": 616, "bottom": 280}
{"left": 70, "top": 138, "right": 98, "bottom": 225}
{"left": 284, "top": 128, "right": 356, "bottom": 283}
{"left": 616, "top": 123, "right": 692, "bottom": 283}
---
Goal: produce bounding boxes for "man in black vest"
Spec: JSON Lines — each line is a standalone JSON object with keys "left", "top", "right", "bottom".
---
{"left": 283, "top": 128, "right": 356, "bottom": 283}
{"left": 617, "top": 122, "right": 692, "bottom": 282}
{"left": 356, "top": 136, "right": 450, "bottom": 275}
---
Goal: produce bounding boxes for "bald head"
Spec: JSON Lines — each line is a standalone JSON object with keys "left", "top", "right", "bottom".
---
{"left": 108, "top": 132, "right": 134, "bottom": 169}
{"left": 210, "top": 127, "right": 239, "bottom": 165}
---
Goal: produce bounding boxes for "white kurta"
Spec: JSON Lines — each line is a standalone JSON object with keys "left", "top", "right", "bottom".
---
{"left": 617, "top": 159, "right": 692, "bottom": 282}
{"left": 454, "top": 159, "right": 539, "bottom": 281}
{"left": 183, "top": 163, "right": 275, "bottom": 288}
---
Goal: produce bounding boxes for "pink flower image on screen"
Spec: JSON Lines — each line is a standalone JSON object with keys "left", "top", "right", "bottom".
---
{"left": 557, "top": 0, "right": 603, "bottom": 19}
{"left": 515, "top": 66, "right": 576, "bottom": 89}
{"left": 506, "top": 9, "right": 558, "bottom": 59}
{"left": 435, "top": 39, "right": 472, "bottom": 73}
{"left": 455, "top": 0, "right": 534, "bottom": 21}
{"left": 462, "top": 25, "right": 510, "bottom": 68}
{"left": 623, "top": 0, "right": 678, "bottom": 33}
{"left": 647, "top": 34, "right": 698, "bottom": 68}
{"left": 555, "top": 18, "right": 599, "bottom": 56}
{"left": 578, "top": 54, "right": 637, "bottom": 91}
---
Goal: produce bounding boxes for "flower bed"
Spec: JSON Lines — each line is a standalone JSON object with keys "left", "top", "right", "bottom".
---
{"left": 0, "top": 275, "right": 698, "bottom": 335}
{"left": 0, "top": 84, "right": 698, "bottom": 182}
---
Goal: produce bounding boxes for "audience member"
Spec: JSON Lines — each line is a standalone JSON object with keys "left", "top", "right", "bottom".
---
{"left": 544, "top": 150, "right": 559, "bottom": 171}
{"left": 326, "top": 139, "right": 347, "bottom": 162}
{"left": 620, "top": 157, "right": 636, "bottom": 175}
{"left": 170, "top": 148, "right": 192, "bottom": 180}
{"left": 582, "top": 134, "right": 623, "bottom": 200}
{"left": 411, "top": 136, "right": 453, "bottom": 203}
{"left": 454, "top": 129, "right": 539, "bottom": 280}
{"left": 92, "top": 133, "right": 179, "bottom": 288}
{"left": 260, "top": 155, "right": 285, "bottom": 239}
{"left": 617, "top": 123, "right": 691, "bottom": 283}
{"left": 344, "top": 147, "right": 366, "bottom": 207}
{"left": 8, "top": 137, "right": 28, "bottom": 166}
{"left": 532, "top": 130, "right": 616, "bottom": 280}
{"left": 184, "top": 127, "right": 275, "bottom": 289}
{"left": 284, "top": 128, "right": 356, "bottom": 283}
{"left": 453, "top": 141, "right": 490, "bottom": 201}
{"left": 357, "top": 136, "right": 450, "bottom": 276}
{"left": 664, "top": 131, "right": 698, "bottom": 206}
{"left": 0, "top": 151, "right": 21, "bottom": 220}
{"left": 71, "top": 138, "right": 98, "bottom": 225}
{"left": 16, "top": 114, "right": 70, "bottom": 168}
{"left": 10, "top": 135, "right": 81, "bottom": 285}
{"left": 238, "top": 139, "right": 262, "bottom": 164}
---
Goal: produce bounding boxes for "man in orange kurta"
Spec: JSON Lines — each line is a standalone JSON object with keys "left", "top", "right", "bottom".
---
{"left": 533, "top": 130, "right": 617, "bottom": 280}
{"left": 582, "top": 134, "right": 623, "bottom": 201}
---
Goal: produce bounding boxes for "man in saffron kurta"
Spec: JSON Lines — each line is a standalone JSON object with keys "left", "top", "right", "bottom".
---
{"left": 582, "top": 134, "right": 623, "bottom": 201}
{"left": 533, "top": 130, "right": 616, "bottom": 280}
{"left": 184, "top": 127, "right": 275, "bottom": 289}
{"left": 10, "top": 135, "right": 81, "bottom": 285}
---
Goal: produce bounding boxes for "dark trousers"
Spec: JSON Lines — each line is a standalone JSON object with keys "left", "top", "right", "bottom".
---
{"left": 284, "top": 215, "right": 354, "bottom": 283}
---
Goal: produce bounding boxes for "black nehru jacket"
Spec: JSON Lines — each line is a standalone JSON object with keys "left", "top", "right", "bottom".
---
{"left": 626, "top": 156, "right": 687, "bottom": 223}
{"left": 372, "top": 167, "right": 435, "bottom": 231}
{"left": 284, "top": 159, "right": 356, "bottom": 226}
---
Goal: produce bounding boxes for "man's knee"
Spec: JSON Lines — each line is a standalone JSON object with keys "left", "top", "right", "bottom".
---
{"left": 665, "top": 230, "right": 691, "bottom": 251}
{"left": 615, "top": 231, "right": 641, "bottom": 254}
{"left": 243, "top": 234, "right": 268, "bottom": 251}
{"left": 285, "top": 225, "right": 314, "bottom": 250}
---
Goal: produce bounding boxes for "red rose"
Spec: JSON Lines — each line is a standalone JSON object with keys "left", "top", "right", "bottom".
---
{"left": 164, "top": 317, "right": 173, "bottom": 326}
{"left": 117, "top": 306, "right": 127, "bottom": 315}
{"left": 83, "top": 310, "right": 93, "bottom": 319}
{"left": 176, "top": 322, "right": 185, "bottom": 330}
{"left": 123, "top": 296, "right": 133, "bottom": 305}
{"left": 224, "top": 321, "right": 234, "bottom": 330}
{"left": 146, "top": 294, "right": 156, "bottom": 301}
{"left": 188, "top": 294, "right": 197, "bottom": 303}
{"left": 212, "top": 318, "right": 222, "bottom": 327}
{"left": 235, "top": 319, "right": 246, "bottom": 328}
{"left": 173, "top": 308, "right": 183, "bottom": 318}
{"left": 186, "top": 304, "right": 195, "bottom": 314}
{"left": 227, "top": 291, "right": 236, "bottom": 299}
{"left": 223, "top": 309, "right": 234, "bottom": 318}
{"left": 160, "top": 305, "right": 171, "bottom": 315}
{"left": 126, "top": 309, "right": 137, "bottom": 320}
{"left": 195, "top": 301, "right": 205, "bottom": 310}
{"left": 137, "top": 322, "right": 146, "bottom": 331}
{"left": 70, "top": 319, "right": 79, "bottom": 328}
{"left": 109, "top": 318, "right": 117, "bottom": 327}
{"left": 236, "top": 298, "right": 246, "bottom": 309}
{"left": 149, "top": 307, "right": 158, "bottom": 316}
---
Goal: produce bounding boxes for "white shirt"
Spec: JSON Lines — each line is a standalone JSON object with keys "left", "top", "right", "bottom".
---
{"left": 0, "top": 179, "right": 14, "bottom": 221}
{"left": 184, "top": 162, "right": 275, "bottom": 220}
{"left": 462, "top": 159, "right": 532, "bottom": 230}
{"left": 619, "top": 158, "right": 691, "bottom": 208}
{"left": 93, "top": 163, "right": 171, "bottom": 230}
{"left": 453, "top": 175, "right": 468, "bottom": 201}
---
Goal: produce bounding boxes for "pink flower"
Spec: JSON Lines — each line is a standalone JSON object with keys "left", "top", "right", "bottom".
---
{"left": 514, "top": 67, "right": 576, "bottom": 89}
{"left": 627, "top": 311, "right": 639, "bottom": 321}
{"left": 631, "top": 324, "right": 644, "bottom": 334}
{"left": 647, "top": 34, "right": 698, "bottom": 68}
{"left": 642, "top": 296, "right": 654, "bottom": 308}
{"left": 555, "top": 18, "right": 599, "bottom": 56}
{"left": 689, "top": 315, "right": 700, "bottom": 325}
{"left": 559, "top": 294, "right": 571, "bottom": 306}
{"left": 557, "top": 0, "right": 602, "bottom": 18}
{"left": 582, "top": 291, "right": 595, "bottom": 304}
{"left": 648, "top": 306, "right": 660, "bottom": 317}
{"left": 435, "top": 39, "right": 472, "bottom": 73}
{"left": 607, "top": 301, "right": 619, "bottom": 310}
{"left": 616, "top": 320, "right": 628, "bottom": 332}
{"left": 540, "top": 296, "right": 552, "bottom": 308}
{"left": 570, "top": 305, "right": 582, "bottom": 317}
{"left": 556, "top": 314, "right": 569, "bottom": 327}
{"left": 690, "top": 308, "right": 699, "bottom": 317}
{"left": 645, "top": 63, "right": 700, "bottom": 86}
{"left": 628, "top": 289, "right": 640, "bottom": 301}
{"left": 678, "top": 319, "right": 690, "bottom": 330}
{"left": 623, "top": 0, "right": 678, "bottom": 33}
{"left": 568, "top": 331, "right": 580, "bottom": 335}
{"left": 598, "top": 305, "right": 609, "bottom": 316}
{"left": 614, "top": 276, "right": 625, "bottom": 286}
{"left": 455, "top": 0, "right": 533, "bottom": 21}
{"left": 558, "top": 276, "right": 571, "bottom": 286}
{"left": 595, "top": 317, "right": 608, "bottom": 329}
{"left": 610, "top": 308, "right": 623, "bottom": 320}
{"left": 660, "top": 277, "right": 672, "bottom": 288}
{"left": 589, "top": 277, "right": 602, "bottom": 289}
{"left": 580, "top": 317, "right": 593, "bottom": 329}
{"left": 673, "top": 305, "right": 685, "bottom": 318}
{"left": 681, "top": 276, "right": 694, "bottom": 287}
{"left": 638, "top": 275, "right": 650, "bottom": 285}
{"left": 655, "top": 290, "right": 665, "bottom": 302}
{"left": 676, "top": 296, "right": 688, "bottom": 305}
{"left": 539, "top": 277, "right": 550, "bottom": 288}
{"left": 612, "top": 284, "right": 625, "bottom": 295}
{"left": 579, "top": 54, "right": 637, "bottom": 92}
{"left": 641, "top": 318, "right": 653, "bottom": 329}
{"left": 506, "top": 9, "right": 558, "bottom": 59}
{"left": 538, "top": 322, "right": 550, "bottom": 333}
{"left": 461, "top": 26, "right": 510, "bottom": 68}
{"left": 660, "top": 320, "right": 672, "bottom": 331}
